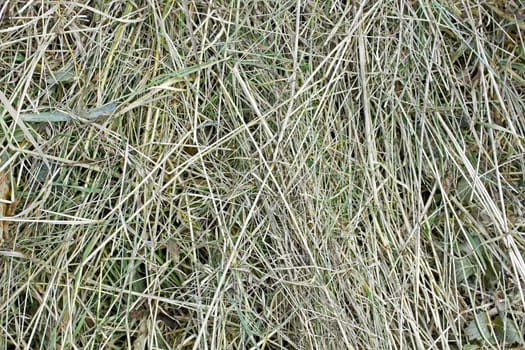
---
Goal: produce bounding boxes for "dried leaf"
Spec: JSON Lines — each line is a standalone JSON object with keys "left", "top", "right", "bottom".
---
{"left": 0, "top": 171, "right": 11, "bottom": 242}
{"left": 167, "top": 238, "right": 180, "bottom": 264}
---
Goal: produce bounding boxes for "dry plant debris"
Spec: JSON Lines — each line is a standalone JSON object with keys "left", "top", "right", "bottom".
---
{"left": 1, "top": 1, "right": 525, "bottom": 349}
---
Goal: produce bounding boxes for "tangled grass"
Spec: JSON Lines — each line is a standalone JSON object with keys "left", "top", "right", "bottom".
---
{"left": 1, "top": 1, "right": 525, "bottom": 349}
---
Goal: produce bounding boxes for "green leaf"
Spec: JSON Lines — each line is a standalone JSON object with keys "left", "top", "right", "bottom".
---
{"left": 511, "top": 62, "right": 525, "bottom": 74}
{"left": 464, "top": 312, "right": 495, "bottom": 344}
{"left": 21, "top": 111, "right": 72, "bottom": 122}
{"left": 464, "top": 312, "right": 521, "bottom": 345}
{"left": 454, "top": 255, "right": 477, "bottom": 283}
{"left": 493, "top": 315, "right": 521, "bottom": 345}
{"left": 45, "top": 67, "right": 76, "bottom": 84}
{"left": 80, "top": 102, "right": 117, "bottom": 119}
{"left": 20, "top": 103, "right": 117, "bottom": 123}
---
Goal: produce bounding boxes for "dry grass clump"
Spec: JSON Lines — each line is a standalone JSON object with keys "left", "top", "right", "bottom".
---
{"left": 1, "top": 1, "right": 525, "bottom": 349}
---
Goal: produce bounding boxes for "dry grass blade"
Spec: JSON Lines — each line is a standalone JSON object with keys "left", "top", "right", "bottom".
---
{"left": 1, "top": 1, "right": 525, "bottom": 349}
